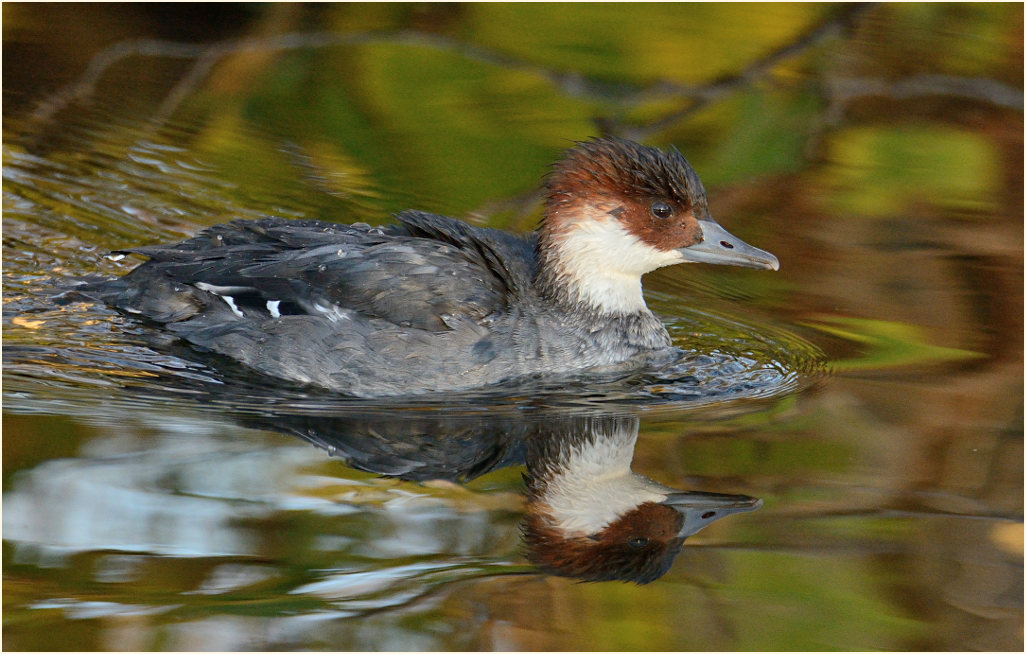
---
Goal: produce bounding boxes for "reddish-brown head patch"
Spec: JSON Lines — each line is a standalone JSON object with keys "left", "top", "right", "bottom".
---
{"left": 522, "top": 502, "right": 687, "bottom": 584}
{"left": 543, "top": 137, "right": 711, "bottom": 252}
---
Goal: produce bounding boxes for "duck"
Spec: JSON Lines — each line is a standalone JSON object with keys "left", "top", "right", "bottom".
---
{"left": 82, "top": 137, "right": 779, "bottom": 397}
{"left": 522, "top": 415, "right": 761, "bottom": 583}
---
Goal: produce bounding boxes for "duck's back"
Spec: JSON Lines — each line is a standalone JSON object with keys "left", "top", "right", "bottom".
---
{"left": 85, "top": 212, "right": 560, "bottom": 396}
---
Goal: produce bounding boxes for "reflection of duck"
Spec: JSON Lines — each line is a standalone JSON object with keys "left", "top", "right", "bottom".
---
{"left": 82, "top": 137, "right": 777, "bottom": 397}
{"left": 522, "top": 416, "right": 760, "bottom": 583}
{"left": 231, "top": 405, "right": 760, "bottom": 584}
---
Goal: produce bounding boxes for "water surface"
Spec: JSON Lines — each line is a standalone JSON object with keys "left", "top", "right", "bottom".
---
{"left": 3, "top": 4, "right": 1022, "bottom": 651}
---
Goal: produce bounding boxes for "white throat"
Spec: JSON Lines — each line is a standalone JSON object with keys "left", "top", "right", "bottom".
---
{"left": 541, "top": 424, "right": 674, "bottom": 535}
{"left": 551, "top": 217, "right": 684, "bottom": 315}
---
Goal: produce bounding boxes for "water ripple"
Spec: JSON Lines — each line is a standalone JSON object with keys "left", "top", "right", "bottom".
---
{"left": 4, "top": 109, "right": 826, "bottom": 421}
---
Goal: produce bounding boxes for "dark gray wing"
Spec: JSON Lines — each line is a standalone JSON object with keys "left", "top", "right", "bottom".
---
{"left": 94, "top": 214, "right": 537, "bottom": 333}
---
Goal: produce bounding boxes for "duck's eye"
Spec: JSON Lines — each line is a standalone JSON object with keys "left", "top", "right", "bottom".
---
{"left": 627, "top": 537, "right": 650, "bottom": 549}
{"left": 650, "top": 201, "right": 674, "bottom": 220}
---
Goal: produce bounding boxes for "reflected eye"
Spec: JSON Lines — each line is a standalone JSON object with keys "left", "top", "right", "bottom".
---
{"left": 650, "top": 201, "right": 674, "bottom": 220}
{"left": 627, "top": 537, "right": 650, "bottom": 549}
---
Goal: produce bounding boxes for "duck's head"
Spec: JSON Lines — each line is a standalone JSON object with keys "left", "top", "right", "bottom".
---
{"left": 521, "top": 416, "right": 762, "bottom": 584}
{"left": 537, "top": 137, "right": 778, "bottom": 314}
{"left": 523, "top": 488, "right": 762, "bottom": 584}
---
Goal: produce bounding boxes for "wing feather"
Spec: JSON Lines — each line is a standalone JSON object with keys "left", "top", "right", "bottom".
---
{"left": 107, "top": 214, "right": 537, "bottom": 333}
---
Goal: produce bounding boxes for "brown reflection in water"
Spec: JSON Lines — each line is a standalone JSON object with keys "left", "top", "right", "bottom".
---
{"left": 231, "top": 409, "right": 762, "bottom": 585}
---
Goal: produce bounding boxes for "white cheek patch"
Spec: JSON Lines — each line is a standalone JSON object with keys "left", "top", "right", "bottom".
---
{"left": 540, "top": 425, "right": 670, "bottom": 535}
{"left": 546, "top": 473, "right": 668, "bottom": 535}
{"left": 553, "top": 218, "right": 684, "bottom": 314}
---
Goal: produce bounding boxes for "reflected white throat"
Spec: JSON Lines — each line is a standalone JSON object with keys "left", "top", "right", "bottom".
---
{"left": 542, "top": 430, "right": 671, "bottom": 535}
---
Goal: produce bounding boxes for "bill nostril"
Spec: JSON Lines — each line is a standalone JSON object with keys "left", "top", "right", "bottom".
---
{"left": 720, "top": 240, "right": 734, "bottom": 249}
